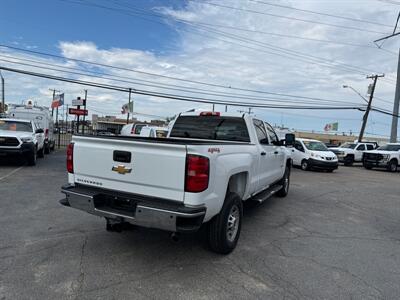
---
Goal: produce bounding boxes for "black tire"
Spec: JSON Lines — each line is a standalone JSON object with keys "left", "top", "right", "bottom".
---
{"left": 44, "top": 144, "right": 50, "bottom": 154}
{"left": 37, "top": 146, "right": 44, "bottom": 158}
{"left": 301, "top": 159, "right": 309, "bottom": 171}
{"left": 363, "top": 164, "right": 373, "bottom": 170}
{"left": 343, "top": 155, "right": 354, "bottom": 166}
{"left": 208, "top": 192, "right": 243, "bottom": 254}
{"left": 277, "top": 165, "right": 290, "bottom": 197}
{"left": 27, "top": 149, "right": 37, "bottom": 166}
{"left": 387, "top": 159, "right": 398, "bottom": 172}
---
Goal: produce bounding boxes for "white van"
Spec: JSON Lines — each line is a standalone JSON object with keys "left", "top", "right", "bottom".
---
{"left": 8, "top": 100, "right": 55, "bottom": 154}
{"left": 139, "top": 126, "right": 168, "bottom": 138}
{"left": 292, "top": 138, "right": 338, "bottom": 172}
{"left": 120, "top": 123, "right": 147, "bottom": 136}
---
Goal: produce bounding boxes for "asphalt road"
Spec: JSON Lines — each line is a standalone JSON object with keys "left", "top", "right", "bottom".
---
{"left": 0, "top": 152, "right": 399, "bottom": 299}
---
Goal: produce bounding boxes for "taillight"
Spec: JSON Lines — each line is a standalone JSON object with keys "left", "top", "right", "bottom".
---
{"left": 200, "top": 111, "right": 220, "bottom": 116}
{"left": 185, "top": 155, "right": 209, "bottom": 193}
{"left": 67, "top": 143, "right": 74, "bottom": 173}
{"left": 45, "top": 129, "right": 49, "bottom": 138}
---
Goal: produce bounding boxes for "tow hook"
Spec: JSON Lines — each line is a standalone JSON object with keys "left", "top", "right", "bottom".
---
{"left": 170, "top": 232, "right": 180, "bottom": 242}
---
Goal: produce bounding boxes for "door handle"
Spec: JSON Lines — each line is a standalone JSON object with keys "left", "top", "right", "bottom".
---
{"left": 292, "top": 149, "right": 295, "bottom": 152}
{"left": 274, "top": 151, "right": 279, "bottom": 154}
{"left": 261, "top": 152, "right": 266, "bottom": 156}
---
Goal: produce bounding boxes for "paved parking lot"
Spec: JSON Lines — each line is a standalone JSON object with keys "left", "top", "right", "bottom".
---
{"left": 0, "top": 152, "right": 399, "bottom": 299}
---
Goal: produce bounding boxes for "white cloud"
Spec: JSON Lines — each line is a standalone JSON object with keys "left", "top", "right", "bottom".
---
{"left": 1, "top": 0, "right": 399, "bottom": 136}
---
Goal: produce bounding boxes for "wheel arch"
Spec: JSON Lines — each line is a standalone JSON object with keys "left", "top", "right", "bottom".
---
{"left": 227, "top": 172, "right": 248, "bottom": 200}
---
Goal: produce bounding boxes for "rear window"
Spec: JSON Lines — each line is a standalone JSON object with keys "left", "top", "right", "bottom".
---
{"left": 170, "top": 116, "right": 250, "bottom": 142}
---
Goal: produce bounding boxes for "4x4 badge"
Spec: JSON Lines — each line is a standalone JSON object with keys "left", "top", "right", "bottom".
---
{"left": 112, "top": 165, "right": 132, "bottom": 175}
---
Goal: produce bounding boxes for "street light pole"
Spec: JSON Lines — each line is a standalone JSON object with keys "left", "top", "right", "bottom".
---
{"left": 342, "top": 85, "right": 368, "bottom": 103}
{"left": 0, "top": 71, "right": 4, "bottom": 114}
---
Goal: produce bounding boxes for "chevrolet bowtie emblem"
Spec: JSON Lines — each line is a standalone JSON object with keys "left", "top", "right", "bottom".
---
{"left": 112, "top": 165, "right": 132, "bottom": 175}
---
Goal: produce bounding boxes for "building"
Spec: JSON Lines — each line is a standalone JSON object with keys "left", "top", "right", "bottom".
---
{"left": 91, "top": 114, "right": 166, "bottom": 134}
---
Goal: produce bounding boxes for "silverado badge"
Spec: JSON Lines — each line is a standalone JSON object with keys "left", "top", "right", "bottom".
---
{"left": 112, "top": 165, "right": 132, "bottom": 175}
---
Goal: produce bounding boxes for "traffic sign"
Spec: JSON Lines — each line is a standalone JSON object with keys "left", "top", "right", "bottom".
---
{"left": 72, "top": 98, "right": 84, "bottom": 106}
{"left": 69, "top": 108, "right": 88, "bottom": 116}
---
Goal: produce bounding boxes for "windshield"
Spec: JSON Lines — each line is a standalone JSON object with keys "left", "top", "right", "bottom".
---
{"left": 303, "top": 141, "right": 329, "bottom": 151}
{"left": 0, "top": 120, "right": 33, "bottom": 132}
{"left": 377, "top": 144, "right": 400, "bottom": 151}
{"left": 340, "top": 143, "right": 356, "bottom": 149}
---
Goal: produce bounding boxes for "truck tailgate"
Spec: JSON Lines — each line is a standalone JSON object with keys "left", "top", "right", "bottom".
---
{"left": 72, "top": 136, "right": 187, "bottom": 202}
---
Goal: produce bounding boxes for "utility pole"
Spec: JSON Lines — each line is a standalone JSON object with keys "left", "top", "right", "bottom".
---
{"left": 390, "top": 50, "right": 400, "bottom": 142}
{"left": 373, "top": 12, "right": 400, "bottom": 142}
{"left": 82, "top": 90, "right": 87, "bottom": 134}
{"left": 127, "top": 88, "right": 132, "bottom": 124}
{"left": 358, "top": 74, "right": 384, "bottom": 142}
{"left": 212, "top": 103, "right": 215, "bottom": 112}
{"left": 0, "top": 71, "right": 4, "bottom": 114}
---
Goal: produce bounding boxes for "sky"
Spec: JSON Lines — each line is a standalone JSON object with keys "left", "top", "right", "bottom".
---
{"left": 0, "top": 0, "right": 399, "bottom": 138}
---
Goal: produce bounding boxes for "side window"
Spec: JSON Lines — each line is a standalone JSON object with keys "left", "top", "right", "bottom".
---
{"left": 366, "top": 144, "right": 374, "bottom": 150}
{"left": 357, "top": 144, "right": 366, "bottom": 151}
{"left": 253, "top": 119, "right": 268, "bottom": 143}
{"left": 265, "top": 122, "right": 279, "bottom": 144}
{"left": 294, "top": 141, "right": 304, "bottom": 152}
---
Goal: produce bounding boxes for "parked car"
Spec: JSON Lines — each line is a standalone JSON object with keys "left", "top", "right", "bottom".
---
{"left": 363, "top": 143, "right": 400, "bottom": 172}
{"left": 8, "top": 101, "right": 55, "bottom": 154}
{"left": 0, "top": 118, "right": 45, "bottom": 165}
{"left": 291, "top": 138, "right": 338, "bottom": 172}
{"left": 120, "top": 123, "right": 147, "bottom": 136}
{"left": 139, "top": 126, "right": 168, "bottom": 138}
{"left": 330, "top": 142, "right": 377, "bottom": 166}
{"left": 60, "top": 111, "right": 295, "bottom": 254}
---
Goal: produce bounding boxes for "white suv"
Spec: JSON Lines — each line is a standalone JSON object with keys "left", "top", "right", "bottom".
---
{"left": 363, "top": 143, "right": 400, "bottom": 172}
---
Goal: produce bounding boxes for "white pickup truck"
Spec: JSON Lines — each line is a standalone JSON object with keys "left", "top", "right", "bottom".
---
{"left": 330, "top": 142, "right": 377, "bottom": 166}
{"left": 60, "top": 112, "right": 294, "bottom": 254}
{"left": 363, "top": 143, "right": 400, "bottom": 172}
{"left": 0, "top": 118, "right": 45, "bottom": 165}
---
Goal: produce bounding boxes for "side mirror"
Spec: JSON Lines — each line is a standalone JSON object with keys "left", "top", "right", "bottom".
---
{"left": 35, "top": 128, "right": 44, "bottom": 134}
{"left": 260, "top": 138, "right": 269, "bottom": 145}
{"left": 285, "top": 133, "right": 295, "bottom": 146}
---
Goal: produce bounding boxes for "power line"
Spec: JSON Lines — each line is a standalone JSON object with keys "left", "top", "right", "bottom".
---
{"left": 0, "top": 44, "right": 372, "bottom": 104}
{"left": 250, "top": 0, "right": 393, "bottom": 28}
{"left": 0, "top": 65, "right": 367, "bottom": 111}
{"left": 100, "top": 1, "right": 398, "bottom": 84}
{"left": 186, "top": 0, "right": 390, "bottom": 34}
{"left": 0, "top": 54, "right": 364, "bottom": 107}
{"left": 56, "top": 0, "right": 397, "bottom": 84}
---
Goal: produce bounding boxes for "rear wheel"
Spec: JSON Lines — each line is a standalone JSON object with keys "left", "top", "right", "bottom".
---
{"left": 277, "top": 165, "right": 290, "bottom": 197}
{"left": 387, "top": 159, "right": 398, "bottom": 172}
{"left": 208, "top": 192, "right": 242, "bottom": 254}
{"left": 44, "top": 144, "right": 50, "bottom": 154}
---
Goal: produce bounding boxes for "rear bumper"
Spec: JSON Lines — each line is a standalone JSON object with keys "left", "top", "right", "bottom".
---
{"left": 308, "top": 158, "right": 338, "bottom": 170}
{"left": 60, "top": 184, "right": 206, "bottom": 233}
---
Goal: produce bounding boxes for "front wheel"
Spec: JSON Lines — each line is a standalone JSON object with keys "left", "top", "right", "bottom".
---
{"left": 27, "top": 149, "right": 37, "bottom": 166}
{"left": 344, "top": 156, "right": 354, "bottom": 166}
{"left": 387, "top": 160, "right": 398, "bottom": 172}
{"left": 37, "top": 146, "right": 44, "bottom": 158}
{"left": 207, "top": 192, "right": 243, "bottom": 254}
{"left": 301, "top": 159, "right": 309, "bottom": 171}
